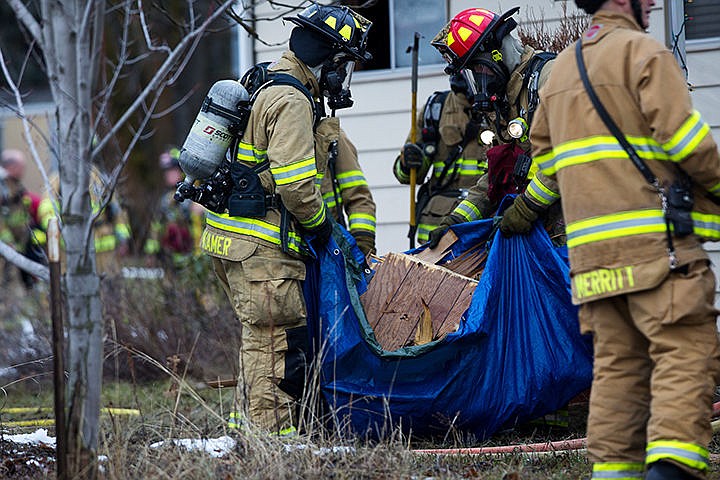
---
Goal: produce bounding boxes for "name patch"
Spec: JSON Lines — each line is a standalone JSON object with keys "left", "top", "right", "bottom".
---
{"left": 201, "top": 230, "right": 232, "bottom": 256}
{"left": 574, "top": 266, "right": 635, "bottom": 300}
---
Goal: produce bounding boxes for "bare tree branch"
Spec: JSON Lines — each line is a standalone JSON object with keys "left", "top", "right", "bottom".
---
{"left": 92, "top": 0, "right": 236, "bottom": 158}
{"left": 0, "top": 240, "right": 49, "bottom": 282}
{"left": 5, "top": 0, "right": 42, "bottom": 45}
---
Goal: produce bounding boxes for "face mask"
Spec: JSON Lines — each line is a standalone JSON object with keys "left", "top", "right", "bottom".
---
{"left": 321, "top": 58, "right": 356, "bottom": 111}
{"left": 462, "top": 59, "right": 509, "bottom": 114}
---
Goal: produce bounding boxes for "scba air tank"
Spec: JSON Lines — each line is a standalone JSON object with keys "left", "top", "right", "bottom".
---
{"left": 177, "top": 79, "right": 250, "bottom": 184}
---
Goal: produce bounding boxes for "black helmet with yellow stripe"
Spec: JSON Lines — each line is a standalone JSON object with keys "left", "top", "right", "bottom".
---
{"left": 286, "top": 4, "right": 372, "bottom": 63}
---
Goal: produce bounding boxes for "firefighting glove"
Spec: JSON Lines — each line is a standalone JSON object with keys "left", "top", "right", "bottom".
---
{"left": 352, "top": 232, "right": 376, "bottom": 257}
{"left": 426, "top": 215, "right": 463, "bottom": 249}
{"left": 309, "top": 215, "right": 333, "bottom": 247}
{"left": 401, "top": 143, "right": 425, "bottom": 170}
{"left": 499, "top": 195, "right": 539, "bottom": 237}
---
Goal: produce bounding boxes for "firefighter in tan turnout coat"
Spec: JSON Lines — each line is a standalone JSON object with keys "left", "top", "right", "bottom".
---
{"left": 501, "top": 0, "right": 720, "bottom": 478}
{"left": 315, "top": 117, "right": 376, "bottom": 256}
{"left": 425, "top": 7, "right": 561, "bottom": 249}
{"left": 201, "top": 4, "right": 372, "bottom": 434}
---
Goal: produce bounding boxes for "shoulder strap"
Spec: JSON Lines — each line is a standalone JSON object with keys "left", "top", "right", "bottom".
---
{"left": 574, "top": 41, "right": 658, "bottom": 187}
{"left": 422, "top": 90, "right": 449, "bottom": 134}
{"left": 521, "top": 51, "right": 557, "bottom": 125}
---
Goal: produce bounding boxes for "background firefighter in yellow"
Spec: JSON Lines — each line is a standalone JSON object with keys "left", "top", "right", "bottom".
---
{"left": 200, "top": 4, "right": 372, "bottom": 435}
{"left": 315, "top": 117, "right": 376, "bottom": 257}
{"left": 37, "top": 166, "right": 131, "bottom": 276}
{"left": 502, "top": 0, "right": 720, "bottom": 478}
{"left": 393, "top": 73, "right": 487, "bottom": 245}
{"left": 425, "top": 7, "right": 562, "bottom": 249}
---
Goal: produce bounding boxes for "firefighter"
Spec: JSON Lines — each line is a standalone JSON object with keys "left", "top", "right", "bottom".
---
{"left": 37, "top": 166, "right": 131, "bottom": 276}
{"left": 201, "top": 4, "right": 372, "bottom": 435}
{"left": 144, "top": 148, "right": 201, "bottom": 267}
{"left": 501, "top": 0, "right": 720, "bottom": 478}
{"left": 315, "top": 118, "right": 376, "bottom": 257}
{"left": 425, "top": 7, "right": 562, "bottom": 249}
{"left": 393, "top": 73, "right": 487, "bottom": 245}
{"left": 0, "top": 149, "right": 44, "bottom": 289}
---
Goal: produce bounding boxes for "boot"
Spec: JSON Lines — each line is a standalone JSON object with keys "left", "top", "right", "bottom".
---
{"left": 645, "top": 461, "right": 697, "bottom": 480}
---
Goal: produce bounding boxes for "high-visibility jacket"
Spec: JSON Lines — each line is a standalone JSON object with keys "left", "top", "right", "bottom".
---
{"left": 523, "top": 11, "right": 720, "bottom": 303}
{"left": 201, "top": 51, "right": 327, "bottom": 260}
{"left": 448, "top": 45, "right": 554, "bottom": 224}
{"left": 36, "top": 173, "right": 131, "bottom": 255}
{"left": 0, "top": 176, "right": 33, "bottom": 250}
{"left": 314, "top": 117, "right": 376, "bottom": 250}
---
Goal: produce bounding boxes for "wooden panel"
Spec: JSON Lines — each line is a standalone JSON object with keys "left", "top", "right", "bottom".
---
{"left": 361, "top": 251, "right": 478, "bottom": 351}
{"left": 438, "top": 281, "right": 477, "bottom": 337}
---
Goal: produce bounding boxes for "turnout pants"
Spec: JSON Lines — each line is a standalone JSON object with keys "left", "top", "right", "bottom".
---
{"left": 212, "top": 244, "right": 308, "bottom": 434}
{"left": 582, "top": 260, "right": 720, "bottom": 479}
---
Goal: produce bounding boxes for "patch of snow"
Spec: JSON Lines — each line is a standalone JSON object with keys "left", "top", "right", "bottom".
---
{"left": 3, "top": 428, "right": 56, "bottom": 448}
{"left": 283, "top": 444, "right": 355, "bottom": 456}
{"left": 149, "top": 436, "right": 236, "bottom": 458}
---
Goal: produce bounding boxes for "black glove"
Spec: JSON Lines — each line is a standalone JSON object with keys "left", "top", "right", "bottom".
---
{"left": 426, "top": 215, "right": 463, "bottom": 249}
{"left": 427, "top": 226, "right": 447, "bottom": 249}
{"left": 309, "top": 215, "right": 333, "bottom": 246}
{"left": 499, "top": 196, "right": 539, "bottom": 237}
{"left": 402, "top": 143, "right": 425, "bottom": 170}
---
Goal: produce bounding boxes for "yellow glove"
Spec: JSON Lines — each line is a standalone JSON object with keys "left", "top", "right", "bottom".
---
{"left": 499, "top": 196, "right": 539, "bottom": 237}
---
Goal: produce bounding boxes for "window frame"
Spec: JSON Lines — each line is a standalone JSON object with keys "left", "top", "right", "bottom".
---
{"left": 354, "top": 0, "right": 448, "bottom": 76}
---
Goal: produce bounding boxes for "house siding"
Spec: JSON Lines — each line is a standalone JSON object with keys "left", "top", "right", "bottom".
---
{"left": 247, "top": 1, "right": 720, "bottom": 268}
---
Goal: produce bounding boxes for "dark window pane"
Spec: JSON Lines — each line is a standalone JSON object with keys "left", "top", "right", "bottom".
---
{"left": 685, "top": 0, "right": 720, "bottom": 41}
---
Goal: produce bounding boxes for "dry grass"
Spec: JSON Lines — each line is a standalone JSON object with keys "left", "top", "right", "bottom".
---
{"left": 3, "top": 259, "right": 720, "bottom": 479}
{"left": 518, "top": 2, "right": 591, "bottom": 53}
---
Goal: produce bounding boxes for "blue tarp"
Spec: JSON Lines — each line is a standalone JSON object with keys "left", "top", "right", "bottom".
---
{"left": 304, "top": 205, "right": 593, "bottom": 440}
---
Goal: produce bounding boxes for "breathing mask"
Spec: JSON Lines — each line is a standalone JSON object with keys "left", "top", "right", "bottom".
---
{"left": 320, "top": 54, "right": 356, "bottom": 111}
{"left": 462, "top": 55, "right": 510, "bottom": 117}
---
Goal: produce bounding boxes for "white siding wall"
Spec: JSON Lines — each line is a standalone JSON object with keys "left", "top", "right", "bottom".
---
{"left": 245, "top": 1, "right": 720, "bottom": 259}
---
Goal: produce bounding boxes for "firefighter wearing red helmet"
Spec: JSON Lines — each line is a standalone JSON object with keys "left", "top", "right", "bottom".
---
{"left": 426, "top": 7, "right": 563, "bottom": 249}
{"left": 501, "top": 0, "right": 720, "bottom": 479}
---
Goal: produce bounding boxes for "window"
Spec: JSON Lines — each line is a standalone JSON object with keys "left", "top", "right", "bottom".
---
{"left": 685, "top": 0, "right": 720, "bottom": 41}
{"left": 344, "top": 0, "right": 447, "bottom": 71}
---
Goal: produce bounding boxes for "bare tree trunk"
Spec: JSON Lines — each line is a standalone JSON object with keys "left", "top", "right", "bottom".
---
{"left": 41, "top": 1, "right": 104, "bottom": 476}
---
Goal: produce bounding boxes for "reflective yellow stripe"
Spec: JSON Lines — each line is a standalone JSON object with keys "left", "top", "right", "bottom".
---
{"left": 95, "top": 234, "right": 117, "bottom": 253}
{"left": 525, "top": 176, "right": 559, "bottom": 206}
{"left": 336, "top": 170, "right": 369, "bottom": 189}
{"left": 205, "top": 212, "right": 306, "bottom": 254}
{"left": 662, "top": 110, "right": 710, "bottom": 161}
{"left": 453, "top": 199, "right": 481, "bottom": 222}
{"left": 236, "top": 142, "right": 267, "bottom": 163}
{"left": 566, "top": 209, "right": 666, "bottom": 248}
{"left": 299, "top": 205, "right": 327, "bottom": 229}
{"left": 432, "top": 158, "right": 486, "bottom": 178}
{"left": 537, "top": 135, "right": 669, "bottom": 176}
{"left": 646, "top": 440, "right": 709, "bottom": 472}
{"left": 567, "top": 208, "right": 720, "bottom": 248}
{"left": 271, "top": 157, "right": 317, "bottom": 186}
{"left": 348, "top": 213, "right": 376, "bottom": 233}
{"left": 591, "top": 462, "right": 644, "bottom": 479}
